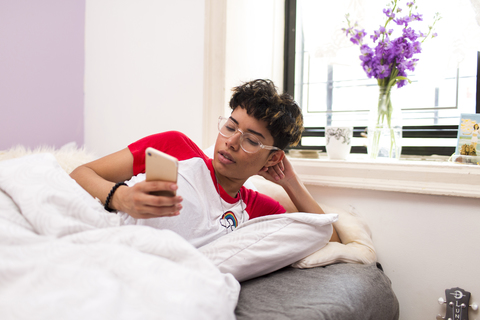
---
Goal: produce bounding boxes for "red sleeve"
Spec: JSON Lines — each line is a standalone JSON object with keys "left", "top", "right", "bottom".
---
{"left": 128, "top": 131, "right": 208, "bottom": 175}
{"left": 241, "top": 188, "right": 286, "bottom": 220}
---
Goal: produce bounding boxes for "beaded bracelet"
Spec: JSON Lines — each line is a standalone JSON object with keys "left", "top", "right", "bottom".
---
{"left": 104, "top": 182, "right": 127, "bottom": 212}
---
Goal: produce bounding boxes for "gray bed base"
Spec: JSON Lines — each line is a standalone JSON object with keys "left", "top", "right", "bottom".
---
{"left": 236, "top": 262, "right": 399, "bottom": 320}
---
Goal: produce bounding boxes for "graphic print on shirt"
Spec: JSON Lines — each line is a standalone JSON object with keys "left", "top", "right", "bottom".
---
{"left": 220, "top": 211, "right": 238, "bottom": 233}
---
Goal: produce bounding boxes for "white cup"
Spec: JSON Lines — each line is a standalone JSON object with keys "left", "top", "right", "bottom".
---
{"left": 325, "top": 126, "right": 353, "bottom": 160}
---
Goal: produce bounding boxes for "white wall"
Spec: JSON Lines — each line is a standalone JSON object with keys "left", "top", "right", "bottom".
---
{"left": 202, "top": 0, "right": 286, "bottom": 149}
{"left": 84, "top": 0, "right": 205, "bottom": 157}
{"left": 307, "top": 184, "right": 480, "bottom": 320}
{"left": 224, "top": 0, "right": 285, "bottom": 115}
{"left": 83, "top": 0, "right": 285, "bottom": 157}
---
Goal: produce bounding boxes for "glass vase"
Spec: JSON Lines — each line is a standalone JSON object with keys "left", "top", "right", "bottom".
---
{"left": 367, "top": 85, "right": 402, "bottom": 160}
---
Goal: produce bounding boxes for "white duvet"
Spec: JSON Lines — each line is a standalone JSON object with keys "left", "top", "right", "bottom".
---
{"left": 0, "top": 154, "right": 240, "bottom": 320}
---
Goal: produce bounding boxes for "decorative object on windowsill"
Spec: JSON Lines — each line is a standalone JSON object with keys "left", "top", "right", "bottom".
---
{"left": 343, "top": 0, "right": 440, "bottom": 160}
{"left": 450, "top": 113, "right": 480, "bottom": 165}
{"left": 325, "top": 126, "right": 353, "bottom": 160}
{"left": 450, "top": 155, "right": 480, "bottom": 165}
{"left": 455, "top": 113, "right": 480, "bottom": 156}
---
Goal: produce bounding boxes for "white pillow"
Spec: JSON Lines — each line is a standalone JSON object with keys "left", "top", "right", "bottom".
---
{"left": 247, "top": 175, "right": 377, "bottom": 269}
{"left": 0, "top": 143, "right": 96, "bottom": 174}
{"left": 292, "top": 204, "right": 377, "bottom": 268}
{"left": 198, "top": 212, "right": 337, "bottom": 282}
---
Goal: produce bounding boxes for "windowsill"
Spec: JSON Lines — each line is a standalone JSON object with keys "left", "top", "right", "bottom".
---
{"left": 288, "top": 153, "right": 480, "bottom": 199}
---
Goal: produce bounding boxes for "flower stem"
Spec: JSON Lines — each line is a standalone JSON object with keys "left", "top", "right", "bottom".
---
{"left": 370, "top": 82, "right": 398, "bottom": 159}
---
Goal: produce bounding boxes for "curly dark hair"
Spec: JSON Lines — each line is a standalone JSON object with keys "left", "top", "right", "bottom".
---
{"left": 229, "top": 79, "right": 304, "bottom": 150}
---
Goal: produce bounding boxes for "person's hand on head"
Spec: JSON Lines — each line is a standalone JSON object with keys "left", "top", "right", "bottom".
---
{"left": 257, "top": 153, "right": 296, "bottom": 186}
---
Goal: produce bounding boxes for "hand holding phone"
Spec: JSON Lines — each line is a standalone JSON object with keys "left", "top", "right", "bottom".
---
{"left": 145, "top": 147, "right": 179, "bottom": 197}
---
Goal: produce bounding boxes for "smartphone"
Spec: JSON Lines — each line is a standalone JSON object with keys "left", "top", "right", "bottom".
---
{"left": 145, "top": 147, "right": 178, "bottom": 197}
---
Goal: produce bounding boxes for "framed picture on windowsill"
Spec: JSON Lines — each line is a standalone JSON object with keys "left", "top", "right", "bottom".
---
{"left": 455, "top": 113, "right": 480, "bottom": 156}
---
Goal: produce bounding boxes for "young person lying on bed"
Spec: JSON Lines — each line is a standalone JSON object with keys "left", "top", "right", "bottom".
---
{"left": 70, "top": 79, "right": 340, "bottom": 247}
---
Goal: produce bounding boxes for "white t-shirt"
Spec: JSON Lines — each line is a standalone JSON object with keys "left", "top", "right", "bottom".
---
{"left": 119, "top": 131, "right": 285, "bottom": 248}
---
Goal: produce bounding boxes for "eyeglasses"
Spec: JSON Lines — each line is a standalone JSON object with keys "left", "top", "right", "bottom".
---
{"left": 218, "top": 116, "right": 280, "bottom": 154}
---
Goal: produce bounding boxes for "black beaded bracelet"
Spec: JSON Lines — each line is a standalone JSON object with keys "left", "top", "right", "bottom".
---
{"left": 104, "top": 182, "right": 127, "bottom": 212}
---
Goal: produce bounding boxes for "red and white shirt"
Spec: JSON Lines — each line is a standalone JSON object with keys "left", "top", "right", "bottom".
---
{"left": 118, "top": 131, "right": 285, "bottom": 248}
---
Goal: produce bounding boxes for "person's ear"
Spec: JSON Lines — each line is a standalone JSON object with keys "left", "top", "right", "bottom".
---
{"left": 265, "top": 150, "right": 285, "bottom": 167}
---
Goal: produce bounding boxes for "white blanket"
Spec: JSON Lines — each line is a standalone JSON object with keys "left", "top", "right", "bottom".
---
{"left": 0, "top": 154, "right": 240, "bottom": 320}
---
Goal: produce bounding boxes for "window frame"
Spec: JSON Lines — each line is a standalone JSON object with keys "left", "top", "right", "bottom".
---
{"left": 283, "top": 0, "right": 480, "bottom": 156}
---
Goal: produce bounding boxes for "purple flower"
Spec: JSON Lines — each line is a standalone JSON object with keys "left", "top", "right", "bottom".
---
{"left": 411, "top": 13, "right": 423, "bottom": 21}
{"left": 383, "top": 8, "right": 395, "bottom": 19}
{"left": 412, "top": 41, "right": 421, "bottom": 54}
{"left": 343, "top": 0, "right": 439, "bottom": 89}
{"left": 342, "top": 27, "right": 353, "bottom": 37}
{"left": 350, "top": 28, "right": 367, "bottom": 45}
{"left": 376, "top": 64, "right": 391, "bottom": 78}
{"left": 408, "top": 58, "right": 419, "bottom": 71}
{"left": 375, "top": 39, "right": 393, "bottom": 56}
{"left": 354, "top": 29, "right": 366, "bottom": 40}
{"left": 359, "top": 45, "right": 374, "bottom": 62}
{"left": 362, "top": 60, "right": 376, "bottom": 78}
{"left": 403, "top": 27, "right": 417, "bottom": 41}
{"left": 360, "top": 44, "right": 373, "bottom": 55}
{"left": 394, "top": 15, "right": 413, "bottom": 26}
{"left": 397, "top": 58, "right": 417, "bottom": 73}
{"left": 362, "top": 66, "right": 373, "bottom": 78}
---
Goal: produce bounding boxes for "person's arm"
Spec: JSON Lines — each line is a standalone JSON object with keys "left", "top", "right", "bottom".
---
{"left": 258, "top": 152, "right": 341, "bottom": 242}
{"left": 70, "top": 148, "right": 183, "bottom": 218}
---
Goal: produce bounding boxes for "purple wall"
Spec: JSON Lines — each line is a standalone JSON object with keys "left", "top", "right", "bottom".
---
{"left": 0, "top": 0, "right": 85, "bottom": 150}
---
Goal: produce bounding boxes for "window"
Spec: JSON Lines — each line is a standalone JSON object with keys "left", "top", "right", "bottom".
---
{"left": 284, "top": 0, "right": 480, "bottom": 156}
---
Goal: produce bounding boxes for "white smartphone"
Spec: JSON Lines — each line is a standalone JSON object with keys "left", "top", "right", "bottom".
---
{"left": 145, "top": 147, "right": 179, "bottom": 197}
